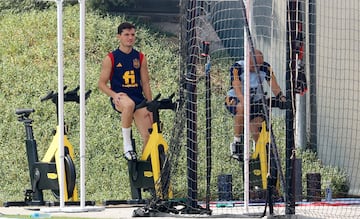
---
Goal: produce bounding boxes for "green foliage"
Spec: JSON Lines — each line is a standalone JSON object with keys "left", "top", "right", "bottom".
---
{"left": 263, "top": 117, "right": 349, "bottom": 198}
{"left": 0, "top": 0, "right": 82, "bottom": 14}
{"left": 298, "top": 150, "right": 349, "bottom": 197}
{"left": 0, "top": 0, "right": 132, "bottom": 15}
{"left": 0, "top": 0, "right": 50, "bottom": 13}
{"left": 87, "top": 0, "right": 134, "bottom": 13}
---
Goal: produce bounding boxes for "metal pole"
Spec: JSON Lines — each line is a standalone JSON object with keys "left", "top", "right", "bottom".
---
{"left": 202, "top": 41, "right": 212, "bottom": 212}
{"left": 295, "top": 0, "right": 306, "bottom": 150}
{"left": 56, "top": 0, "right": 65, "bottom": 209}
{"left": 243, "top": 0, "right": 251, "bottom": 211}
{"left": 185, "top": 0, "right": 198, "bottom": 210}
{"left": 308, "top": 0, "right": 317, "bottom": 152}
{"left": 285, "top": 0, "right": 297, "bottom": 215}
{"left": 79, "top": 0, "right": 86, "bottom": 208}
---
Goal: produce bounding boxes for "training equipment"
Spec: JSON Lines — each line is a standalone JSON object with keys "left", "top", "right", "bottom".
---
{"left": 4, "top": 86, "right": 91, "bottom": 207}
{"left": 104, "top": 94, "right": 181, "bottom": 213}
{"left": 129, "top": 94, "right": 176, "bottom": 200}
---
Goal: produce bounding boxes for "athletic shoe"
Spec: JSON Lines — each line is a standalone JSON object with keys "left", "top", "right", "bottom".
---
{"left": 124, "top": 150, "right": 137, "bottom": 161}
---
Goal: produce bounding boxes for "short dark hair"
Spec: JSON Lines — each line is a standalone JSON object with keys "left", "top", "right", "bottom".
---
{"left": 117, "top": 22, "right": 136, "bottom": 34}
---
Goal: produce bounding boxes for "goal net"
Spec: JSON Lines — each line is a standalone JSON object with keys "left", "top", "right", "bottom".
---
{"left": 141, "top": 0, "right": 360, "bottom": 218}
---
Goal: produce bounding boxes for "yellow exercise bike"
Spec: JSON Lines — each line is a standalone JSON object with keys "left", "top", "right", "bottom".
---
{"left": 248, "top": 96, "right": 286, "bottom": 200}
{"left": 4, "top": 86, "right": 91, "bottom": 207}
{"left": 127, "top": 93, "right": 176, "bottom": 201}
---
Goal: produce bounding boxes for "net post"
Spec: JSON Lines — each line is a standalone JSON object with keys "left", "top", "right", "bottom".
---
{"left": 243, "top": 0, "right": 252, "bottom": 213}
{"left": 185, "top": 0, "right": 199, "bottom": 211}
{"left": 55, "top": 0, "right": 65, "bottom": 209}
{"left": 79, "top": 0, "right": 86, "bottom": 209}
{"left": 285, "top": 0, "right": 298, "bottom": 215}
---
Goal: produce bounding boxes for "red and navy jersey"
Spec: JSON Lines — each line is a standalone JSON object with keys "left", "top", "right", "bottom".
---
{"left": 109, "top": 48, "right": 145, "bottom": 105}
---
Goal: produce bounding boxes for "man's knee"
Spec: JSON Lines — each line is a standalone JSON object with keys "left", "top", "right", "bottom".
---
{"left": 122, "top": 99, "right": 136, "bottom": 112}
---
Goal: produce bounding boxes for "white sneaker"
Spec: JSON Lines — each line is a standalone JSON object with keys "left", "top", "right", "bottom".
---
{"left": 123, "top": 150, "right": 137, "bottom": 161}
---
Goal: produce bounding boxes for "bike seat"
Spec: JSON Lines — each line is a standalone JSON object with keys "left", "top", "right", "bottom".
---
{"left": 15, "top": 108, "right": 35, "bottom": 115}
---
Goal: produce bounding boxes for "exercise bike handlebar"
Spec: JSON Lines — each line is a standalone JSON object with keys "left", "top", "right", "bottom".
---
{"left": 268, "top": 96, "right": 287, "bottom": 110}
{"left": 16, "top": 86, "right": 92, "bottom": 122}
{"left": 41, "top": 86, "right": 92, "bottom": 104}
{"left": 135, "top": 93, "right": 176, "bottom": 113}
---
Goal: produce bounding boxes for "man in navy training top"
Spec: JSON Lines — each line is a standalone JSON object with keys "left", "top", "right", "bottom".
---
{"left": 98, "top": 22, "right": 153, "bottom": 161}
{"left": 225, "top": 49, "right": 286, "bottom": 161}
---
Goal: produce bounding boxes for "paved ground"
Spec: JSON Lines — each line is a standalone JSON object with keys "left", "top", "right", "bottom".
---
{"left": 0, "top": 205, "right": 268, "bottom": 219}
{"left": 1, "top": 206, "right": 139, "bottom": 219}
{"left": 0, "top": 205, "right": 337, "bottom": 219}
{"left": 2, "top": 200, "right": 360, "bottom": 219}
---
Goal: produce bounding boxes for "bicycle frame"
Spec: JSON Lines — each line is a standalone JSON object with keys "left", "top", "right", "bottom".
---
{"left": 249, "top": 97, "right": 285, "bottom": 196}
{"left": 127, "top": 94, "right": 175, "bottom": 200}
{"left": 42, "top": 125, "right": 79, "bottom": 201}
{"left": 251, "top": 122, "right": 269, "bottom": 189}
{"left": 251, "top": 121, "right": 279, "bottom": 191}
{"left": 140, "top": 121, "right": 173, "bottom": 198}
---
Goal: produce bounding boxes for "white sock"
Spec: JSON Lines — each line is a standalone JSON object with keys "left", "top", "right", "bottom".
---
{"left": 122, "top": 127, "right": 133, "bottom": 153}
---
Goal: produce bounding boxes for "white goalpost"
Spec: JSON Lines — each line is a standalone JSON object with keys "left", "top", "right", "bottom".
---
{"left": 41, "top": 0, "right": 104, "bottom": 213}
{"left": 243, "top": 0, "right": 251, "bottom": 212}
{"left": 55, "top": 0, "right": 65, "bottom": 209}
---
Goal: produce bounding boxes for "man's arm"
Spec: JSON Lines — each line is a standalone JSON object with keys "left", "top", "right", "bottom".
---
{"left": 268, "top": 68, "right": 286, "bottom": 101}
{"left": 231, "top": 66, "right": 244, "bottom": 104}
{"left": 140, "top": 55, "right": 152, "bottom": 101}
{"left": 233, "top": 79, "right": 244, "bottom": 103}
{"left": 98, "top": 55, "right": 116, "bottom": 99}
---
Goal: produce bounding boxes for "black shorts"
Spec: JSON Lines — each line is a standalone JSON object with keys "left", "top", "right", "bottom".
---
{"left": 110, "top": 97, "right": 121, "bottom": 113}
{"left": 224, "top": 96, "right": 266, "bottom": 120}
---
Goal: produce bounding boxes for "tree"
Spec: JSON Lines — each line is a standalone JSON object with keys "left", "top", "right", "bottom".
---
{"left": 87, "top": 0, "right": 134, "bottom": 13}
{"left": 0, "top": 0, "right": 52, "bottom": 14}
